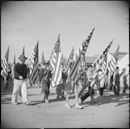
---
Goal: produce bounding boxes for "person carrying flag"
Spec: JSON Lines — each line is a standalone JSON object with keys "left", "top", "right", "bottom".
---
{"left": 65, "top": 65, "right": 83, "bottom": 109}
{"left": 120, "top": 68, "right": 128, "bottom": 94}
{"left": 80, "top": 66, "right": 96, "bottom": 104}
{"left": 41, "top": 61, "right": 52, "bottom": 103}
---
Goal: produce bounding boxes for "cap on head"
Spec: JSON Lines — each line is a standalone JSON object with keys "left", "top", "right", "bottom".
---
{"left": 18, "top": 55, "right": 27, "bottom": 61}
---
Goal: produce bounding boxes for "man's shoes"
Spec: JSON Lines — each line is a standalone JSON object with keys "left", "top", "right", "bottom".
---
{"left": 23, "top": 101, "right": 31, "bottom": 105}
{"left": 11, "top": 102, "right": 18, "bottom": 105}
{"left": 45, "top": 99, "right": 50, "bottom": 103}
{"left": 65, "top": 104, "right": 71, "bottom": 109}
{"left": 75, "top": 104, "right": 83, "bottom": 109}
{"left": 80, "top": 98, "right": 83, "bottom": 104}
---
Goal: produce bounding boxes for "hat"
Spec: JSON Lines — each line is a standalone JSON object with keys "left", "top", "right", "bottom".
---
{"left": 18, "top": 55, "right": 27, "bottom": 61}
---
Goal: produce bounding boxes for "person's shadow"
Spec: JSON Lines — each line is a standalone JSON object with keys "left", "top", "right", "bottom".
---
{"left": 82, "top": 91, "right": 129, "bottom": 108}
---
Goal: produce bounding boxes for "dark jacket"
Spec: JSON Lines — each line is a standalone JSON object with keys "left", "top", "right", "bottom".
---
{"left": 62, "top": 72, "right": 67, "bottom": 82}
{"left": 14, "top": 63, "right": 29, "bottom": 80}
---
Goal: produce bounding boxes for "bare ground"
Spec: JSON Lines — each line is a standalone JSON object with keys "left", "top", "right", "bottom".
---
{"left": 1, "top": 81, "right": 129, "bottom": 128}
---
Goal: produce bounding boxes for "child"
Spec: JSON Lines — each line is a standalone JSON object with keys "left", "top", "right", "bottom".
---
{"left": 113, "top": 67, "right": 120, "bottom": 95}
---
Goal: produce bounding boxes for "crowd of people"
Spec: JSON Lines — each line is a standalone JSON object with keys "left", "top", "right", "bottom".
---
{"left": 1, "top": 54, "right": 129, "bottom": 109}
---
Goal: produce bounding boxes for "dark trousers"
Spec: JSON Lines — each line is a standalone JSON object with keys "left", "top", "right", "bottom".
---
{"left": 113, "top": 85, "right": 120, "bottom": 95}
{"left": 81, "top": 86, "right": 94, "bottom": 102}
{"left": 41, "top": 80, "right": 50, "bottom": 100}
{"left": 123, "top": 82, "right": 128, "bottom": 93}
{"left": 99, "top": 87, "right": 104, "bottom": 96}
{"left": 78, "top": 82, "right": 87, "bottom": 97}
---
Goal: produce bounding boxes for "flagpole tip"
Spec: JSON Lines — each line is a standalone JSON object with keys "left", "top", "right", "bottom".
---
{"left": 92, "top": 26, "right": 95, "bottom": 30}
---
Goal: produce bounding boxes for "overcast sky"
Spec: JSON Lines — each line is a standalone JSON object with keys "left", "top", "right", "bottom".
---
{"left": 1, "top": 1, "right": 129, "bottom": 63}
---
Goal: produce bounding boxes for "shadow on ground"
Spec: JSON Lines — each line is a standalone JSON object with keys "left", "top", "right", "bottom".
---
{"left": 82, "top": 92, "right": 129, "bottom": 108}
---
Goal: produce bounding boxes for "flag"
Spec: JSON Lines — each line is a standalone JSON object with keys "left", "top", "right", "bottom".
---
{"left": 66, "top": 46, "right": 74, "bottom": 70}
{"left": 50, "top": 34, "right": 62, "bottom": 87}
{"left": 69, "top": 27, "right": 95, "bottom": 82}
{"left": 22, "top": 46, "right": 25, "bottom": 56}
{"left": 1, "top": 47, "right": 9, "bottom": 78}
{"left": 11, "top": 54, "right": 16, "bottom": 79}
{"left": 81, "top": 27, "right": 95, "bottom": 55}
{"left": 91, "top": 40, "right": 114, "bottom": 87}
{"left": 29, "top": 41, "right": 39, "bottom": 85}
{"left": 69, "top": 49, "right": 82, "bottom": 83}
{"left": 41, "top": 52, "right": 45, "bottom": 64}
{"left": 108, "top": 45, "right": 119, "bottom": 76}
{"left": 50, "top": 34, "right": 61, "bottom": 73}
{"left": 61, "top": 54, "right": 66, "bottom": 69}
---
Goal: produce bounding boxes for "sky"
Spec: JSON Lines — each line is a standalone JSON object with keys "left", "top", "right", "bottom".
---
{"left": 1, "top": 1, "right": 129, "bottom": 63}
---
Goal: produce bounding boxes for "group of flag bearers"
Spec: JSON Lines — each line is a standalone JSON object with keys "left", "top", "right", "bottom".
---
{"left": 1, "top": 27, "right": 129, "bottom": 109}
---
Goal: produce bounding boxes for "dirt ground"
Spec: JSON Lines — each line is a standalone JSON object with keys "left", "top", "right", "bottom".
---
{"left": 1, "top": 81, "right": 129, "bottom": 128}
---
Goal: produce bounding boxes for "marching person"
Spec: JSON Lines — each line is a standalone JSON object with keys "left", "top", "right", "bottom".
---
{"left": 4, "top": 67, "right": 12, "bottom": 88}
{"left": 74, "top": 64, "right": 84, "bottom": 109}
{"left": 56, "top": 68, "right": 67, "bottom": 99}
{"left": 41, "top": 61, "right": 52, "bottom": 103}
{"left": 11, "top": 55, "right": 30, "bottom": 105}
{"left": 65, "top": 76, "right": 72, "bottom": 108}
{"left": 113, "top": 67, "right": 120, "bottom": 95}
{"left": 80, "top": 66, "right": 95, "bottom": 104}
{"left": 65, "top": 65, "right": 83, "bottom": 109}
{"left": 120, "top": 68, "right": 128, "bottom": 94}
{"left": 97, "top": 69, "right": 105, "bottom": 96}
{"left": 38, "top": 63, "right": 43, "bottom": 87}
{"left": 109, "top": 74, "right": 114, "bottom": 90}
{"left": 78, "top": 67, "right": 88, "bottom": 98}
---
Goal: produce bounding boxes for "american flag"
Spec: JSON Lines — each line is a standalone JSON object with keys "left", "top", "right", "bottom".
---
{"left": 82, "top": 27, "right": 95, "bottom": 55}
{"left": 50, "top": 34, "right": 62, "bottom": 87}
{"left": 29, "top": 41, "right": 39, "bottom": 85}
{"left": 69, "top": 49, "right": 82, "bottom": 83}
{"left": 108, "top": 45, "right": 119, "bottom": 76}
{"left": 1, "top": 47, "right": 9, "bottom": 79}
{"left": 91, "top": 40, "right": 113, "bottom": 87}
{"left": 69, "top": 27, "right": 95, "bottom": 83}
{"left": 11, "top": 54, "right": 16, "bottom": 79}
{"left": 66, "top": 46, "right": 74, "bottom": 71}
{"left": 61, "top": 55, "right": 67, "bottom": 69}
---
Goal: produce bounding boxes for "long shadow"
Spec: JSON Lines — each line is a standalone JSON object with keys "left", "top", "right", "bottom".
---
{"left": 82, "top": 92, "right": 129, "bottom": 108}
{"left": 26, "top": 100, "right": 44, "bottom": 105}
{"left": 1, "top": 97, "right": 12, "bottom": 104}
{"left": 49, "top": 94, "right": 75, "bottom": 103}
{"left": 26, "top": 94, "right": 76, "bottom": 105}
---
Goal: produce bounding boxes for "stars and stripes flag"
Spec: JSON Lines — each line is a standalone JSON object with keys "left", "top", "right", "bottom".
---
{"left": 69, "top": 27, "right": 95, "bottom": 83}
{"left": 91, "top": 40, "right": 113, "bottom": 87}
{"left": 11, "top": 54, "right": 16, "bottom": 79}
{"left": 1, "top": 47, "right": 9, "bottom": 79}
{"left": 107, "top": 45, "right": 119, "bottom": 76}
{"left": 50, "top": 34, "right": 62, "bottom": 87}
{"left": 29, "top": 41, "right": 39, "bottom": 85}
{"left": 61, "top": 55, "right": 67, "bottom": 69}
{"left": 66, "top": 46, "right": 74, "bottom": 72}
